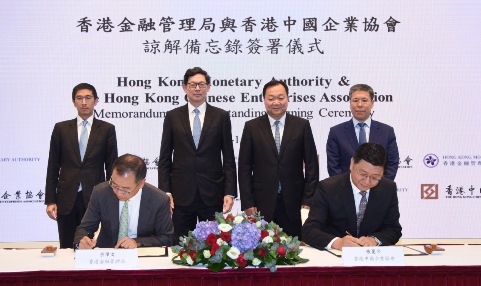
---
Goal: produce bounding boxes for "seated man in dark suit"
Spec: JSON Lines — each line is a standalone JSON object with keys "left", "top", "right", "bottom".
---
{"left": 302, "top": 143, "right": 401, "bottom": 250}
{"left": 73, "top": 154, "right": 174, "bottom": 249}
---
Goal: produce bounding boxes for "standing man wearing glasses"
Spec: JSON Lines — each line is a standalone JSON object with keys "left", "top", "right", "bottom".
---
{"left": 158, "top": 67, "right": 237, "bottom": 243}
{"left": 73, "top": 154, "right": 174, "bottom": 249}
{"left": 45, "top": 83, "right": 118, "bottom": 248}
{"left": 302, "top": 143, "right": 402, "bottom": 250}
{"left": 326, "top": 84, "right": 399, "bottom": 180}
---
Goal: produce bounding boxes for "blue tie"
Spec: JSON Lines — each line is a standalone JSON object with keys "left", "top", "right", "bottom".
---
{"left": 357, "top": 191, "right": 367, "bottom": 236}
{"left": 274, "top": 121, "right": 281, "bottom": 193}
{"left": 79, "top": 120, "right": 88, "bottom": 161}
{"left": 358, "top": 122, "right": 367, "bottom": 145}
{"left": 193, "top": 109, "right": 201, "bottom": 148}
{"left": 274, "top": 120, "right": 281, "bottom": 153}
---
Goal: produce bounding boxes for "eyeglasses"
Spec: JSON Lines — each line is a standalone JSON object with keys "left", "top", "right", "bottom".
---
{"left": 355, "top": 167, "right": 382, "bottom": 182}
{"left": 75, "top": 96, "right": 95, "bottom": 102}
{"left": 186, "top": 82, "right": 208, "bottom": 89}
{"left": 109, "top": 177, "right": 140, "bottom": 195}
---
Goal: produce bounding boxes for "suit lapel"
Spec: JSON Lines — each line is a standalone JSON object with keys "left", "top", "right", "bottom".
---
{"left": 368, "top": 120, "right": 380, "bottom": 142}
{"left": 137, "top": 187, "right": 151, "bottom": 235}
{"left": 178, "top": 105, "right": 196, "bottom": 149}
{"left": 344, "top": 119, "right": 359, "bottom": 150}
{"left": 84, "top": 118, "right": 101, "bottom": 162}
{"left": 259, "top": 115, "right": 279, "bottom": 157}
{"left": 68, "top": 119, "right": 82, "bottom": 164}
{"left": 278, "top": 114, "right": 293, "bottom": 158}
{"left": 198, "top": 104, "right": 214, "bottom": 148}
{"left": 108, "top": 192, "right": 120, "bottom": 242}
{"left": 339, "top": 174, "right": 358, "bottom": 234}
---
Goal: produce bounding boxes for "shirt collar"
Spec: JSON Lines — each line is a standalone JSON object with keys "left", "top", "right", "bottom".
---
{"left": 188, "top": 102, "right": 207, "bottom": 114}
{"left": 349, "top": 173, "right": 370, "bottom": 196}
{"left": 77, "top": 115, "right": 93, "bottom": 126}
{"left": 268, "top": 114, "right": 286, "bottom": 126}
{"left": 352, "top": 117, "right": 372, "bottom": 128}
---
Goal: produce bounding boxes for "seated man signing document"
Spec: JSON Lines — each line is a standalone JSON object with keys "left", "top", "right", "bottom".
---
{"left": 302, "top": 143, "right": 401, "bottom": 250}
{"left": 73, "top": 154, "right": 174, "bottom": 249}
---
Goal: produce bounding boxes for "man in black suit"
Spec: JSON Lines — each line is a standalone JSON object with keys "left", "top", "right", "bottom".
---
{"left": 238, "top": 79, "right": 319, "bottom": 238}
{"left": 326, "top": 84, "right": 399, "bottom": 180}
{"left": 302, "top": 143, "right": 402, "bottom": 250}
{"left": 45, "top": 83, "right": 118, "bottom": 248}
{"left": 158, "top": 67, "right": 237, "bottom": 243}
{"left": 74, "top": 154, "right": 174, "bottom": 249}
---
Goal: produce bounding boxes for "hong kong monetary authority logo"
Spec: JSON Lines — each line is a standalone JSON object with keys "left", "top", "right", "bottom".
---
{"left": 423, "top": 154, "right": 439, "bottom": 168}
{"left": 421, "top": 184, "right": 438, "bottom": 199}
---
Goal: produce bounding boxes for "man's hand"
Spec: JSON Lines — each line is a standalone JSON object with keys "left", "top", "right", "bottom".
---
{"left": 79, "top": 236, "right": 97, "bottom": 249}
{"left": 332, "top": 235, "right": 362, "bottom": 250}
{"left": 46, "top": 204, "right": 57, "bottom": 220}
{"left": 244, "top": 207, "right": 258, "bottom": 216}
{"left": 166, "top": 193, "right": 174, "bottom": 215}
{"left": 358, "top": 236, "right": 377, "bottom": 247}
{"left": 223, "top": 196, "right": 234, "bottom": 213}
{"left": 115, "top": 237, "right": 138, "bottom": 249}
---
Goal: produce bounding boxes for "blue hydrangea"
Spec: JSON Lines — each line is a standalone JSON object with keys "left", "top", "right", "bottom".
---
{"left": 231, "top": 222, "right": 261, "bottom": 253}
{"left": 192, "top": 221, "right": 220, "bottom": 241}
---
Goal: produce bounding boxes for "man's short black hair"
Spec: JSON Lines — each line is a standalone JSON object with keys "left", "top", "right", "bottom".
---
{"left": 72, "top": 83, "right": 98, "bottom": 101}
{"left": 113, "top": 154, "right": 147, "bottom": 182}
{"left": 349, "top": 84, "right": 374, "bottom": 100}
{"left": 352, "top": 143, "right": 387, "bottom": 169}
{"left": 183, "top": 67, "right": 211, "bottom": 85}
{"left": 262, "top": 79, "right": 289, "bottom": 98}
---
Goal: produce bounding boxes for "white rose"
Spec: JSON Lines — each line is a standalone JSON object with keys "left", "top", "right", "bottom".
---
{"left": 203, "top": 249, "right": 211, "bottom": 258}
{"left": 262, "top": 236, "right": 273, "bottom": 244}
{"left": 252, "top": 258, "right": 262, "bottom": 266}
{"left": 218, "top": 223, "right": 233, "bottom": 232}
{"left": 280, "top": 236, "right": 287, "bottom": 243}
{"left": 268, "top": 230, "right": 275, "bottom": 236}
{"left": 217, "top": 238, "right": 227, "bottom": 246}
{"left": 234, "top": 216, "right": 244, "bottom": 224}
{"left": 186, "top": 256, "right": 194, "bottom": 265}
{"left": 226, "top": 246, "right": 240, "bottom": 259}
{"left": 256, "top": 221, "right": 262, "bottom": 228}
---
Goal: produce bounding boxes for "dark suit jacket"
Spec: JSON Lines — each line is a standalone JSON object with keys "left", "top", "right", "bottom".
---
{"left": 326, "top": 119, "right": 399, "bottom": 180}
{"left": 238, "top": 113, "right": 319, "bottom": 222}
{"left": 45, "top": 118, "right": 118, "bottom": 215}
{"left": 302, "top": 173, "right": 402, "bottom": 249}
{"left": 73, "top": 182, "right": 174, "bottom": 247}
{"left": 158, "top": 103, "right": 237, "bottom": 206}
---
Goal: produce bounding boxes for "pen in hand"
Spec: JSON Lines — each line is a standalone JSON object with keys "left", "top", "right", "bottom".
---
{"left": 345, "top": 230, "right": 354, "bottom": 237}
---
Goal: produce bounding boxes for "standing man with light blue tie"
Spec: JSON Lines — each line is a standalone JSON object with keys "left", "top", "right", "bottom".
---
{"left": 238, "top": 79, "right": 319, "bottom": 238}
{"left": 326, "top": 84, "right": 399, "bottom": 180}
{"left": 45, "top": 83, "right": 118, "bottom": 248}
{"left": 158, "top": 67, "right": 237, "bottom": 244}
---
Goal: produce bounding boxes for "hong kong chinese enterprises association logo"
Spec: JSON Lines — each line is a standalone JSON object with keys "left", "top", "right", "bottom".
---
{"left": 421, "top": 184, "right": 438, "bottom": 199}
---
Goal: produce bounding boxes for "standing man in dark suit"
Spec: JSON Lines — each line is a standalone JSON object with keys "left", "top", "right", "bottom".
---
{"left": 326, "top": 84, "right": 399, "bottom": 180}
{"left": 158, "top": 67, "right": 237, "bottom": 243}
{"left": 45, "top": 83, "right": 118, "bottom": 248}
{"left": 302, "top": 143, "right": 402, "bottom": 250}
{"left": 74, "top": 154, "right": 174, "bottom": 249}
{"left": 238, "top": 79, "right": 319, "bottom": 238}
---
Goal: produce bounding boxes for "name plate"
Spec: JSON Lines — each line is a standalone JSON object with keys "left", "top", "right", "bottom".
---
{"left": 75, "top": 248, "right": 138, "bottom": 269}
{"left": 342, "top": 246, "right": 405, "bottom": 266}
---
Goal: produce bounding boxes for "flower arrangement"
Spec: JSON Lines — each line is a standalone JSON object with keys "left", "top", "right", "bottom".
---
{"left": 172, "top": 212, "right": 308, "bottom": 272}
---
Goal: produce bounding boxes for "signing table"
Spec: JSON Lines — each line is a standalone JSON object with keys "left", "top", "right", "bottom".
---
{"left": 1, "top": 245, "right": 480, "bottom": 286}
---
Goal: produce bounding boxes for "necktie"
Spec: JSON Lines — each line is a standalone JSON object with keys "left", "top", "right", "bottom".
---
{"left": 274, "top": 120, "right": 281, "bottom": 153}
{"left": 358, "top": 122, "right": 367, "bottom": 145}
{"left": 118, "top": 199, "right": 130, "bottom": 241}
{"left": 193, "top": 109, "right": 201, "bottom": 148}
{"left": 357, "top": 191, "right": 367, "bottom": 236}
{"left": 274, "top": 121, "right": 281, "bottom": 193}
{"left": 79, "top": 120, "right": 88, "bottom": 161}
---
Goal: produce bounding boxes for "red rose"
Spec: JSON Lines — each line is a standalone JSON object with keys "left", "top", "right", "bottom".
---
{"left": 189, "top": 250, "right": 197, "bottom": 261}
{"left": 210, "top": 243, "right": 220, "bottom": 256}
{"left": 257, "top": 248, "right": 267, "bottom": 258}
{"left": 225, "top": 214, "right": 235, "bottom": 222}
{"left": 248, "top": 216, "right": 257, "bottom": 223}
{"left": 273, "top": 234, "right": 280, "bottom": 243}
{"left": 220, "top": 231, "right": 231, "bottom": 242}
{"left": 276, "top": 246, "right": 286, "bottom": 258}
{"left": 260, "top": 230, "right": 269, "bottom": 240}
{"left": 179, "top": 250, "right": 186, "bottom": 258}
{"left": 236, "top": 254, "right": 248, "bottom": 268}
{"left": 206, "top": 233, "right": 217, "bottom": 246}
